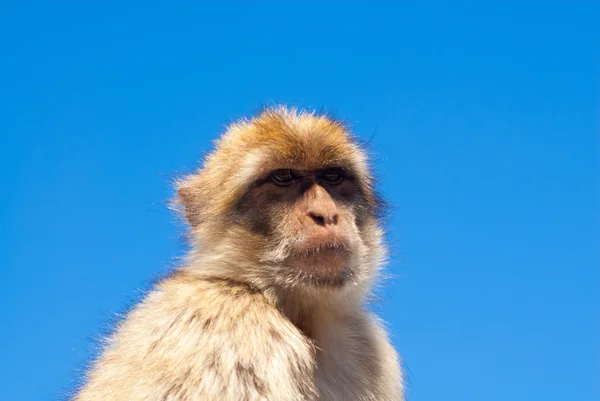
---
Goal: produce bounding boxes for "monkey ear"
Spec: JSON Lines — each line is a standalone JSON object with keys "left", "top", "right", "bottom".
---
{"left": 178, "top": 187, "right": 192, "bottom": 203}
{"left": 177, "top": 186, "right": 203, "bottom": 227}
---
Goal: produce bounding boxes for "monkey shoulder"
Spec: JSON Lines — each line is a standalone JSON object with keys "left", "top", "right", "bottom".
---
{"left": 77, "top": 271, "right": 317, "bottom": 401}
{"left": 363, "top": 315, "right": 404, "bottom": 401}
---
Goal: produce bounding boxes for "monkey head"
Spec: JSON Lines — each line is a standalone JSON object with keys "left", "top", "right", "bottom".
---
{"left": 176, "top": 107, "right": 386, "bottom": 301}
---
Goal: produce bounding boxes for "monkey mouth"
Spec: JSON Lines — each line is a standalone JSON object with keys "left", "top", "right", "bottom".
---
{"left": 294, "top": 241, "right": 350, "bottom": 256}
{"left": 286, "top": 242, "right": 352, "bottom": 279}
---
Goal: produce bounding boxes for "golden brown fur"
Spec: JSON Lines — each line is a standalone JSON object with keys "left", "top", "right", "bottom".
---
{"left": 73, "top": 107, "right": 403, "bottom": 401}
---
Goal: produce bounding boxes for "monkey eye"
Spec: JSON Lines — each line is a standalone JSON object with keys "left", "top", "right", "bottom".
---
{"left": 270, "top": 169, "right": 297, "bottom": 186}
{"left": 318, "top": 167, "right": 345, "bottom": 185}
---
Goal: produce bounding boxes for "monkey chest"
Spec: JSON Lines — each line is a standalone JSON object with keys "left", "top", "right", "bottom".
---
{"left": 313, "top": 339, "right": 380, "bottom": 400}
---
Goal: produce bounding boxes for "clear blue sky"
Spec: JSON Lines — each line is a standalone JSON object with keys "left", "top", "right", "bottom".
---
{"left": 1, "top": 3, "right": 598, "bottom": 400}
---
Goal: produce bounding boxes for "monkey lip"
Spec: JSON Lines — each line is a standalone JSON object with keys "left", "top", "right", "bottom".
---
{"left": 291, "top": 240, "right": 351, "bottom": 256}
{"left": 286, "top": 242, "right": 352, "bottom": 276}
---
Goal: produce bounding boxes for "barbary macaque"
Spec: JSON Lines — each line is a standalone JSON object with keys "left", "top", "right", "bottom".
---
{"left": 73, "top": 107, "right": 403, "bottom": 401}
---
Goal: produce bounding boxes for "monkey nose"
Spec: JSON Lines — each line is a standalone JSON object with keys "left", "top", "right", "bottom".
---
{"left": 307, "top": 210, "right": 339, "bottom": 226}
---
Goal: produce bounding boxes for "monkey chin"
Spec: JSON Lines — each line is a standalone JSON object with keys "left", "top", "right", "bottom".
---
{"left": 286, "top": 247, "right": 354, "bottom": 287}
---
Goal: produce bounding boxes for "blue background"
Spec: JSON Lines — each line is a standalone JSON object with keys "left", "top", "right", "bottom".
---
{"left": 1, "top": 3, "right": 598, "bottom": 400}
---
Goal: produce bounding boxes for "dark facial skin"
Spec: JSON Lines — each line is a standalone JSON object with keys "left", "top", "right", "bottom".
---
{"left": 232, "top": 167, "right": 374, "bottom": 281}
{"left": 234, "top": 167, "right": 366, "bottom": 235}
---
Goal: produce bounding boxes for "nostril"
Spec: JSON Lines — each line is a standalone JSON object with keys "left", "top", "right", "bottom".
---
{"left": 309, "top": 213, "right": 326, "bottom": 226}
{"left": 308, "top": 212, "right": 339, "bottom": 226}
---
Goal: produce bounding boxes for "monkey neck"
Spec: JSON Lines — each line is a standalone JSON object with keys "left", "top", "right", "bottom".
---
{"left": 263, "top": 285, "right": 363, "bottom": 342}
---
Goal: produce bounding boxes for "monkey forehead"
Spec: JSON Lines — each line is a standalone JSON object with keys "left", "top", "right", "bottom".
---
{"left": 209, "top": 107, "right": 371, "bottom": 178}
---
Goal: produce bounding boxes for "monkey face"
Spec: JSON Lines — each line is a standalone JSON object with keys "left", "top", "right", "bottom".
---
{"left": 233, "top": 166, "right": 375, "bottom": 287}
